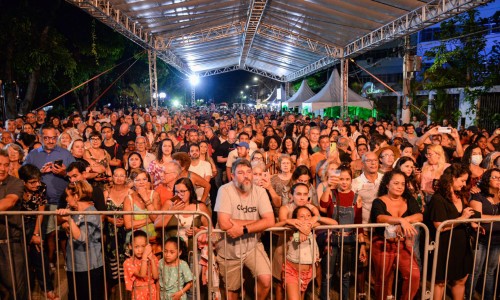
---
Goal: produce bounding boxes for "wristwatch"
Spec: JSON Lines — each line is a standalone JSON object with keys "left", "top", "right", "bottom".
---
{"left": 243, "top": 225, "right": 249, "bottom": 235}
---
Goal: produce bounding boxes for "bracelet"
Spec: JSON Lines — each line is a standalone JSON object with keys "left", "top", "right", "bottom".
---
{"left": 317, "top": 215, "right": 321, "bottom": 222}
{"left": 33, "top": 233, "right": 40, "bottom": 237}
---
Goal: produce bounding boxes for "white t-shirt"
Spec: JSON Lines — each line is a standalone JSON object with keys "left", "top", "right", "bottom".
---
{"left": 352, "top": 172, "right": 382, "bottom": 225}
{"left": 214, "top": 182, "right": 273, "bottom": 259}
{"left": 188, "top": 160, "right": 212, "bottom": 200}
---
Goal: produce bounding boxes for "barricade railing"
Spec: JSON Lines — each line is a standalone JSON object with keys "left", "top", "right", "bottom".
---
{"left": 194, "top": 222, "right": 430, "bottom": 300}
{"left": 429, "top": 217, "right": 500, "bottom": 300}
{"left": 9, "top": 211, "right": 500, "bottom": 300}
{"left": 0, "top": 210, "right": 212, "bottom": 300}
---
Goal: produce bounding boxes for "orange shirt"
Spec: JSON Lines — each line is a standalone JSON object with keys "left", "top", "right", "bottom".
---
{"left": 155, "top": 184, "right": 174, "bottom": 207}
{"left": 310, "top": 151, "right": 326, "bottom": 181}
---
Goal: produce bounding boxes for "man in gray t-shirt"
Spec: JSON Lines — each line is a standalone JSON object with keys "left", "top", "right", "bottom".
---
{"left": 215, "top": 158, "right": 275, "bottom": 300}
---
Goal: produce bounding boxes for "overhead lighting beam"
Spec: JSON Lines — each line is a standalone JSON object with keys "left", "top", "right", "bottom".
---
{"left": 158, "top": 22, "right": 245, "bottom": 49}
{"left": 257, "top": 24, "right": 343, "bottom": 58}
{"left": 238, "top": 0, "right": 269, "bottom": 68}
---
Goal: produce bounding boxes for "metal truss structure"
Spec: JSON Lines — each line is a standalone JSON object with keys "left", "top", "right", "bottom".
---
{"left": 158, "top": 22, "right": 245, "bottom": 50}
{"left": 241, "top": 65, "right": 285, "bottom": 82}
{"left": 257, "top": 24, "right": 343, "bottom": 58}
{"left": 343, "top": 0, "right": 491, "bottom": 57}
{"left": 239, "top": 0, "right": 269, "bottom": 68}
{"left": 285, "top": 57, "right": 339, "bottom": 82}
{"left": 197, "top": 65, "right": 241, "bottom": 78}
{"left": 148, "top": 50, "right": 158, "bottom": 108}
{"left": 68, "top": 0, "right": 191, "bottom": 75}
{"left": 67, "top": 0, "right": 492, "bottom": 106}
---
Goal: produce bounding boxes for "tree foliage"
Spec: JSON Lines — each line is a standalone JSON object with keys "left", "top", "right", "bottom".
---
{"left": 0, "top": 0, "right": 175, "bottom": 117}
{"left": 423, "top": 9, "right": 499, "bottom": 124}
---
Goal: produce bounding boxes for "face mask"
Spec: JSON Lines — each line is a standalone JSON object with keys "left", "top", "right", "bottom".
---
{"left": 470, "top": 154, "right": 482, "bottom": 166}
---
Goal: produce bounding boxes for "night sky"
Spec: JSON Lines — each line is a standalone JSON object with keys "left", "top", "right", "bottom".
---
{"left": 194, "top": 70, "right": 280, "bottom": 103}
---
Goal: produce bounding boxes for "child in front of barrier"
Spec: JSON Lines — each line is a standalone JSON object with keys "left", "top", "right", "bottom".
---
{"left": 280, "top": 205, "right": 337, "bottom": 300}
{"left": 158, "top": 237, "right": 193, "bottom": 300}
{"left": 124, "top": 230, "right": 159, "bottom": 300}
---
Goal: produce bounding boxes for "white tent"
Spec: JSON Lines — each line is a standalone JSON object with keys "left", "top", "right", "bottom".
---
{"left": 284, "top": 80, "right": 316, "bottom": 108}
{"left": 302, "top": 70, "right": 373, "bottom": 112}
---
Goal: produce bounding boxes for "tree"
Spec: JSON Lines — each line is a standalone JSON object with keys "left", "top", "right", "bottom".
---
{"left": 423, "top": 9, "right": 499, "bottom": 124}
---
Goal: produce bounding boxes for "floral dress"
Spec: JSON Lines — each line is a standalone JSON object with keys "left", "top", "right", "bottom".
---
{"left": 124, "top": 256, "right": 159, "bottom": 300}
{"left": 147, "top": 160, "right": 165, "bottom": 189}
{"left": 105, "top": 196, "right": 127, "bottom": 282}
{"left": 158, "top": 259, "right": 193, "bottom": 300}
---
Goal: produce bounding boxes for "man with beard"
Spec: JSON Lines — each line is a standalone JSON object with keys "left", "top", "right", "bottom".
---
{"left": 188, "top": 143, "right": 212, "bottom": 202}
{"left": 215, "top": 158, "right": 275, "bottom": 300}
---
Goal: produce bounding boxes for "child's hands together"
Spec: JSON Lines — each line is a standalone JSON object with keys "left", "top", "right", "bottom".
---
{"left": 171, "top": 291, "right": 183, "bottom": 300}
{"left": 143, "top": 244, "right": 153, "bottom": 260}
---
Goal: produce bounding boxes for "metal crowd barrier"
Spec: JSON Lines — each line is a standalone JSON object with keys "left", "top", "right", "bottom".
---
{"left": 194, "top": 222, "right": 430, "bottom": 300}
{"left": 429, "top": 218, "right": 500, "bottom": 300}
{"left": 0, "top": 210, "right": 212, "bottom": 300}
{"left": 3, "top": 210, "right": 498, "bottom": 300}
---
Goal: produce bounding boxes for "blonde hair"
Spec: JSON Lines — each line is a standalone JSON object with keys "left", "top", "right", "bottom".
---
{"left": 4, "top": 143, "right": 24, "bottom": 162}
{"left": 57, "top": 132, "right": 73, "bottom": 148}
{"left": 320, "top": 159, "right": 340, "bottom": 182}
{"left": 422, "top": 144, "right": 447, "bottom": 175}
{"left": 66, "top": 180, "right": 93, "bottom": 202}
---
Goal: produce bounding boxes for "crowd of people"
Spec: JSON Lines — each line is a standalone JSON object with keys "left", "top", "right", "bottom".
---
{"left": 0, "top": 105, "right": 499, "bottom": 300}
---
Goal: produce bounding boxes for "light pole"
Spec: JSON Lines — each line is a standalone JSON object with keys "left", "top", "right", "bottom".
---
{"left": 189, "top": 75, "right": 200, "bottom": 107}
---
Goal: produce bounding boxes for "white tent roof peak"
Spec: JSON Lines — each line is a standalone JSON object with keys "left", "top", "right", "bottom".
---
{"left": 285, "top": 80, "right": 316, "bottom": 108}
{"left": 304, "top": 70, "right": 373, "bottom": 110}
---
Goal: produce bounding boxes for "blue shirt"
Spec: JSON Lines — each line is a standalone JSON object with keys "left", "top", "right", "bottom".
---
{"left": 65, "top": 206, "right": 103, "bottom": 272}
{"left": 24, "top": 146, "right": 75, "bottom": 205}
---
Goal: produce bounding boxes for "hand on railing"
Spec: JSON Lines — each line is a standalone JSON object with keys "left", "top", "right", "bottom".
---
{"left": 399, "top": 218, "right": 418, "bottom": 237}
{"left": 227, "top": 219, "right": 244, "bottom": 239}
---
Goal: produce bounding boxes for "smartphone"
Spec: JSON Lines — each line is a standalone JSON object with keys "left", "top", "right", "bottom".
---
{"left": 171, "top": 195, "right": 182, "bottom": 204}
{"left": 471, "top": 210, "right": 481, "bottom": 219}
{"left": 54, "top": 160, "right": 63, "bottom": 167}
{"left": 438, "top": 127, "right": 451, "bottom": 134}
{"left": 263, "top": 172, "right": 270, "bottom": 181}
{"left": 333, "top": 169, "right": 341, "bottom": 177}
{"left": 329, "top": 142, "right": 337, "bottom": 156}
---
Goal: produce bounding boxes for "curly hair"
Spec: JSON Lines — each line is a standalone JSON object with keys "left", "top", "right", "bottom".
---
{"left": 394, "top": 156, "right": 420, "bottom": 199}
{"left": 435, "top": 163, "right": 471, "bottom": 203}
{"left": 377, "top": 170, "right": 408, "bottom": 197}
{"left": 281, "top": 136, "right": 295, "bottom": 154}
{"left": 477, "top": 168, "right": 500, "bottom": 197}
{"left": 263, "top": 135, "right": 281, "bottom": 151}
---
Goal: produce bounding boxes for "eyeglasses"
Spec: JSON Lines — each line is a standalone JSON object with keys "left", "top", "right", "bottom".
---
{"left": 381, "top": 154, "right": 395, "bottom": 158}
{"left": 43, "top": 136, "right": 57, "bottom": 141}
{"left": 175, "top": 189, "right": 188, "bottom": 194}
{"left": 133, "top": 178, "right": 148, "bottom": 182}
{"left": 364, "top": 159, "right": 378, "bottom": 164}
{"left": 491, "top": 176, "right": 500, "bottom": 181}
{"left": 90, "top": 138, "right": 101, "bottom": 141}
{"left": 252, "top": 157, "right": 263, "bottom": 161}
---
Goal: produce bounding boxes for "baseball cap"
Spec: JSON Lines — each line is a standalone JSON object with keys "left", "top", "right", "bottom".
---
{"left": 236, "top": 142, "right": 250, "bottom": 149}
